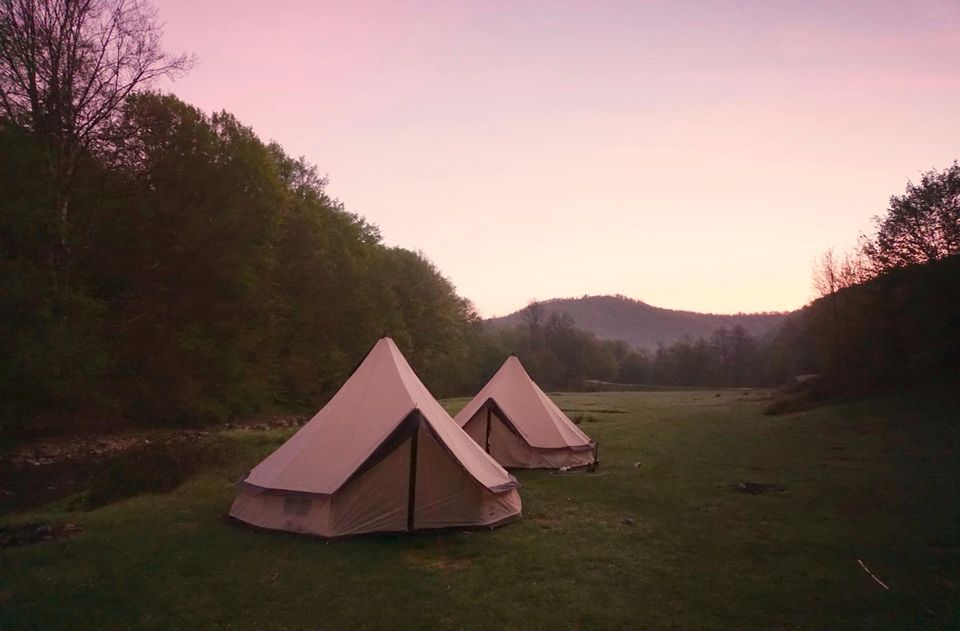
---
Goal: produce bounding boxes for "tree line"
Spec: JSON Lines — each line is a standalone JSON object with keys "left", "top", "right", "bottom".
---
{"left": 484, "top": 307, "right": 771, "bottom": 391}
{"left": 799, "top": 164, "right": 960, "bottom": 396}
{"left": 492, "top": 160, "right": 960, "bottom": 396}
{"left": 2, "top": 0, "right": 956, "bottom": 430}
{"left": 1, "top": 92, "right": 492, "bottom": 426}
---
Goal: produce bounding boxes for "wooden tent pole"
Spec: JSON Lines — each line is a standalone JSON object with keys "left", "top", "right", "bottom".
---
{"left": 406, "top": 414, "right": 420, "bottom": 532}
{"left": 485, "top": 406, "right": 492, "bottom": 453}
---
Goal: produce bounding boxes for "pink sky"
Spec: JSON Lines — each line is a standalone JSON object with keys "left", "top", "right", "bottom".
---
{"left": 153, "top": 0, "right": 960, "bottom": 317}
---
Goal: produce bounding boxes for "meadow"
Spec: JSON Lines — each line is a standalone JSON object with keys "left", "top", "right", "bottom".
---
{"left": 2, "top": 386, "right": 958, "bottom": 630}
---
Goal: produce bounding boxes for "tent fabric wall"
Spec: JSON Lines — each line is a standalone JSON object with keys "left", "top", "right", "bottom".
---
{"left": 229, "top": 490, "right": 334, "bottom": 536}
{"left": 330, "top": 434, "right": 411, "bottom": 535}
{"left": 229, "top": 337, "right": 521, "bottom": 538}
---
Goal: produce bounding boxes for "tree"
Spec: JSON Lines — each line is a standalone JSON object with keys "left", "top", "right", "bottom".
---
{"left": 0, "top": 0, "right": 192, "bottom": 288}
{"left": 862, "top": 161, "right": 960, "bottom": 272}
{"left": 521, "top": 301, "right": 545, "bottom": 330}
{"left": 811, "top": 247, "right": 873, "bottom": 379}
{"left": 812, "top": 249, "right": 845, "bottom": 375}
{"left": 726, "top": 324, "right": 757, "bottom": 386}
{"left": 617, "top": 349, "right": 650, "bottom": 384}
{"left": 813, "top": 249, "right": 842, "bottom": 299}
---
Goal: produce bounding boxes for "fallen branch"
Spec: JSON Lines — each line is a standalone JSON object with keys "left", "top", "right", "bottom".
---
{"left": 858, "top": 559, "right": 890, "bottom": 590}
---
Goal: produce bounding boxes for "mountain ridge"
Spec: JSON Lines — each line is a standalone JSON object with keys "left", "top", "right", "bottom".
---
{"left": 486, "top": 294, "right": 791, "bottom": 351}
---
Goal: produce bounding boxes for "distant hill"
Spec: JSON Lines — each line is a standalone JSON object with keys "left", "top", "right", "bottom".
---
{"left": 486, "top": 295, "right": 790, "bottom": 351}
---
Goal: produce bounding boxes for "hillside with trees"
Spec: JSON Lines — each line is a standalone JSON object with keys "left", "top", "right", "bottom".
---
{"left": 0, "top": 0, "right": 492, "bottom": 429}
{"left": 778, "top": 162, "right": 960, "bottom": 401}
{"left": 485, "top": 162, "right": 960, "bottom": 398}
{"left": 486, "top": 295, "right": 787, "bottom": 351}
{"left": 798, "top": 254, "right": 960, "bottom": 393}
{"left": 1, "top": 0, "right": 956, "bottom": 433}
{"left": 484, "top": 312, "right": 774, "bottom": 390}
{"left": 0, "top": 92, "right": 492, "bottom": 428}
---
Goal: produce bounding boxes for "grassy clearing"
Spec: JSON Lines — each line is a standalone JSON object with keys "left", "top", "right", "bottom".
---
{"left": 2, "top": 386, "right": 959, "bottom": 630}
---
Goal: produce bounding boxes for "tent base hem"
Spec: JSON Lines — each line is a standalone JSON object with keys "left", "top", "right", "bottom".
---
{"left": 226, "top": 511, "right": 521, "bottom": 541}
{"left": 505, "top": 460, "right": 598, "bottom": 472}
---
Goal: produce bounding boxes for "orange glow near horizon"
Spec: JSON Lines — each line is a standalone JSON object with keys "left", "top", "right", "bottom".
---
{"left": 154, "top": 0, "right": 960, "bottom": 317}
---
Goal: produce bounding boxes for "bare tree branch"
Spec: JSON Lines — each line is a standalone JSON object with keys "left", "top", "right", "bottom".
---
{"left": 0, "top": 0, "right": 193, "bottom": 289}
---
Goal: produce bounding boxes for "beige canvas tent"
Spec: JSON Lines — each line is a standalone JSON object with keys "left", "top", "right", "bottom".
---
{"left": 230, "top": 337, "right": 521, "bottom": 537}
{"left": 455, "top": 355, "right": 598, "bottom": 469}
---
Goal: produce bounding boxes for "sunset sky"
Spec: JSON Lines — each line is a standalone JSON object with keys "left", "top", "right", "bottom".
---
{"left": 154, "top": 0, "right": 960, "bottom": 317}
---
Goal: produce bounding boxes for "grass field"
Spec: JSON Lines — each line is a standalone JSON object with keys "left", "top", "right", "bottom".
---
{"left": 2, "top": 386, "right": 959, "bottom": 630}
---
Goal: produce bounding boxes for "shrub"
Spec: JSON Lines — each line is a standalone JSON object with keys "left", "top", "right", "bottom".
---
{"left": 83, "top": 437, "right": 238, "bottom": 509}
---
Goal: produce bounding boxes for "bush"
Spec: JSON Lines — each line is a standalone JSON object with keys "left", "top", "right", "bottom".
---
{"left": 569, "top": 413, "right": 599, "bottom": 425}
{"left": 764, "top": 380, "right": 835, "bottom": 416}
{"left": 83, "top": 437, "right": 238, "bottom": 509}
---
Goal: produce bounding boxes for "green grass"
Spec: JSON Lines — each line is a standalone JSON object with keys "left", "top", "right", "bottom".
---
{"left": 2, "top": 386, "right": 959, "bottom": 630}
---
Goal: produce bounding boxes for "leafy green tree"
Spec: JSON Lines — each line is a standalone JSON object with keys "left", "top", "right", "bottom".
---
{"left": 863, "top": 162, "right": 960, "bottom": 272}
{"left": 95, "top": 94, "right": 285, "bottom": 419}
{"left": 0, "top": 122, "right": 113, "bottom": 423}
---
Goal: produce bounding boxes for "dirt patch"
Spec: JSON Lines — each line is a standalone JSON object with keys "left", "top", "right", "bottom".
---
{"left": 1, "top": 430, "right": 213, "bottom": 469}
{"left": 221, "top": 414, "right": 308, "bottom": 432}
{"left": 0, "top": 521, "right": 82, "bottom": 547}
{"left": 531, "top": 514, "right": 565, "bottom": 530}
{"left": 405, "top": 551, "right": 472, "bottom": 571}
{"left": 1, "top": 414, "right": 306, "bottom": 468}
{"left": 732, "top": 481, "right": 786, "bottom": 495}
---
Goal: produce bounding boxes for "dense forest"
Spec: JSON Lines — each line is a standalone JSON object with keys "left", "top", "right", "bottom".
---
{"left": 1, "top": 0, "right": 957, "bottom": 432}
{"left": 0, "top": 94, "right": 495, "bottom": 426}
{"left": 485, "top": 309, "right": 773, "bottom": 390}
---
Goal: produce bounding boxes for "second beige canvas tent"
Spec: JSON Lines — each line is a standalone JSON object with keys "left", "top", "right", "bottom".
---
{"left": 455, "top": 355, "right": 598, "bottom": 469}
{"left": 230, "top": 337, "right": 521, "bottom": 538}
